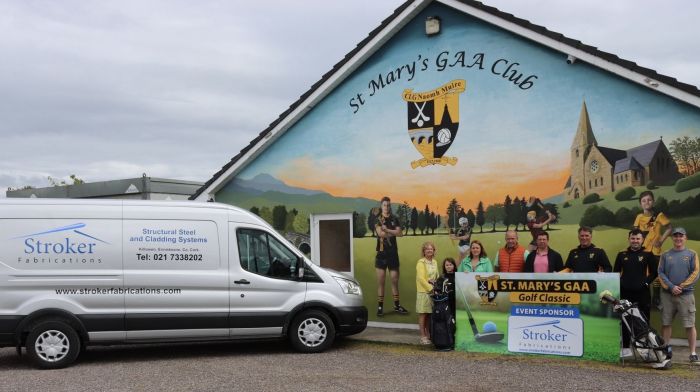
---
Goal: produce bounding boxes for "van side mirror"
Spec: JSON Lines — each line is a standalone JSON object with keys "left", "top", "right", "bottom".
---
{"left": 296, "top": 256, "right": 305, "bottom": 279}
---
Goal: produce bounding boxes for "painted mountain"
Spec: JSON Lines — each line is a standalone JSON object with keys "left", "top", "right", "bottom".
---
{"left": 216, "top": 173, "right": 379, "bottom": 214}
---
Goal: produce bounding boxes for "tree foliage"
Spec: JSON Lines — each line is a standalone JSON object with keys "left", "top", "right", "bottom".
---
{"left": 615, "top": 186, "right": 636, "bottom": 201}
{"left": 675, "top": 172, "right": 700, "bottom": 192}
{"left": 446, "top": 198, "right": 461, "bottom": 230}
{"left": 353, "top": 212, "right": 367, "bottom": 238}
{"left": 272, "top": 205, "right": 288, "bottom": 231}
{"left": 580, "top": 205, "right": 615, "bottom": 227}
{"left": 476, "top": 201, "right": 485, "bottom": 232}
{"left": 411, "top": 207, "right": 419, "bottom": 235}
{"left": 582, "top": 193, "right": 601, "bottom": 204}
{"left": 485, "top": 203, "right": 505, "bottom": 232}
{"left": 669, "top": 136, "right": 700, "bottom": 175}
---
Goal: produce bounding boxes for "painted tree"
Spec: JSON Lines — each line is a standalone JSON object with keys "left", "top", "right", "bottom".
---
{"left": 519, "top": 197, "right": 528, "bottom": 230}
{"left": 446, "top": 198, "right": 461, "bottom": 231}
{"left": 395, "top": 201, "right": 412, "bottom": 235}
{"left": 503, "top": 195, "right": 512, "bottom": 230}
{"left": 670, "top": 136, "right": 700, "bottom": 175}
{"left": 410, "top": 207, "right": 419, "bottom": 235}
{"left": 423, "top": 205, "right": 432, "bottom": 234}
{"left": 511, "top": 197, "right": 521, "bottom": 231}
{"left": 544, "top": 203, "right": 559, "bottom": 230}
{"left": 353, "top": 212, "right": 367, "bottom": 238}
{"left": 429, "top": 211, "right": 437, "bottom": 234}
{"left": 466, "top": 209, "right": 475, "bottom": 228}
{"left": 292, "top": 212, "right": 310, "bottom": 234}
{"left": 285, "top": 210, "right": 297, "bottom": 233}
{"left": 485, "top": 203, "right": 505, "bottom": 232}
{"left": 367, "top": 210, "right": 376, "bottom": 237}
{"left": 417, "top": 211, "right": 427, "bottom": 235}
{"left": 272, "top": 205, "right": 287, "bottom": 231}
{"left": 259, "top": 206, "right": 273, "bottom": 225}
{"left": 476, "top": 201, "right": 485, "bottom": 232}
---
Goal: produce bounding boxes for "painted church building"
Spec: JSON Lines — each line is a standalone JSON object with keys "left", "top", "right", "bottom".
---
{"left": 564, "top": 102, "right": 682, "bottom": 201}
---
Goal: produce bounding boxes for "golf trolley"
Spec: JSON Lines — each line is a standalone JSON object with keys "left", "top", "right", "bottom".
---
{"left": 599, "top": 290, "right": 671, "bottom": 369}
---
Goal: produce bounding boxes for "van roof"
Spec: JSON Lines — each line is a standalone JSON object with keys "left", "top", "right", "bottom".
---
{"left": 0, "top": 198, "right": 264, "bottom": 224}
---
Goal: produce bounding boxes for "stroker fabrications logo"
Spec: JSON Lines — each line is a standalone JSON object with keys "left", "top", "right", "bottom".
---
{"left": 508, "top": 306, "right": 584, "bottom": 357}
{"left": 13, "top": 223, "right": 108, "bottom": 264}
{"left": 403, "top": 79, "right": 465, "bottom": 169}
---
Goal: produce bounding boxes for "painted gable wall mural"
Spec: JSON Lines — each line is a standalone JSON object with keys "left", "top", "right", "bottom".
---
{"left": 215, "top": 3, "right": 700, "bottom": 323}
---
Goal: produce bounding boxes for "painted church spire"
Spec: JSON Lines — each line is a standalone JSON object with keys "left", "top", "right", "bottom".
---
{"left": 571, "top": 100, "right": 597, "bottom": 149}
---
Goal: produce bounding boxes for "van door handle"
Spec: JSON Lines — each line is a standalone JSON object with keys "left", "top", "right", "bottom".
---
{"left": 234, "top": 279, "right": 250, "bottom": 285}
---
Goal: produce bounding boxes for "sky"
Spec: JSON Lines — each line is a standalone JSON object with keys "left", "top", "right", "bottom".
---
{"left": 1, "top": 0, "right": 699, "bottom": 196}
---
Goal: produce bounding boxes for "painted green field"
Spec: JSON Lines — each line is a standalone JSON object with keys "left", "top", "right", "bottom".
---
{"left": 454, "top": 310, "right": 619, "bottom": 363}
{"left": 353, "top": 226, "right": 700, "bottom": 339}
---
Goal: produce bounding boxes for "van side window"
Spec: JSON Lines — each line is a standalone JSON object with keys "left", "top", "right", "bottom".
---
{"left": 237, "top": 229, "right": 297, "bottom": 280}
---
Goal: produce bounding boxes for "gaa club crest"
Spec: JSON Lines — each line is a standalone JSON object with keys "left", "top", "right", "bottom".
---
{"left": 403, "top": 79, "right": 466, "bottom": 169}
{"left": 476, "top": 274, "right": 499, "bottom": 305}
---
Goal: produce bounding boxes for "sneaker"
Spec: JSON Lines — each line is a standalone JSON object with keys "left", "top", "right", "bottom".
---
{"left": 619, "top": 348, "right": 633, "bottom": 358}
{"left": 377, "top": 306, "right": 384, "bottom": 317}
{"left": 420, "top": 337, "right": 432, "bottom": 345}
{"left": 690, "top": 354, "right": 699, "bottom": 364}
{"left": 394, "top": 305, "right": 409, "bottom": 315}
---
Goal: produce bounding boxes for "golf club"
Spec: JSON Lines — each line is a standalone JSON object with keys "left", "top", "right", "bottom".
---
{"left": 457, "top": 284, "right": 504, "bottom": 343}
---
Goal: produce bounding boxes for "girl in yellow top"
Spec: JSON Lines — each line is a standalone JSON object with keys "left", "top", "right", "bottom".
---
{"left": 416, "top": 241, "right": 439, "bottom": 345}
{"left": 633, "top": 191, "right": 672, "bottom": 257}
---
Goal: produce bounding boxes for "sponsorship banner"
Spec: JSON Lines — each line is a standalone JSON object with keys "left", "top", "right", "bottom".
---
{"left": 455, "top": 272, "right": 620, "bottom": 363}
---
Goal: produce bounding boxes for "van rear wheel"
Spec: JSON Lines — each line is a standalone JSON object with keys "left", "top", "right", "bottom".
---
{"left": 26, "top": 320, "right": 81, "bottom": 369}
{"left": 289, "top": 310, "right": 335, "bottom": 353}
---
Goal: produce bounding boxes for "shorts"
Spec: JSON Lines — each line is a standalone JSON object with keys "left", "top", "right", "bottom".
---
{"left": 416, "top": 292, "right": 433, "bottom": 314}
{"left": 660, "top": 291, "right": 696, "bottom": 327}
{"left": 458, "top": 245, "right": 470, "bottom": 254}
{"left": 375, "top": 252, "right": 400, "bottom": 270}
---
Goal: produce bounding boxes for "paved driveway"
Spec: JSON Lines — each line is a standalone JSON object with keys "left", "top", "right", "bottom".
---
{"left": 0, "top": 339, "right": 697, "bottom": 391}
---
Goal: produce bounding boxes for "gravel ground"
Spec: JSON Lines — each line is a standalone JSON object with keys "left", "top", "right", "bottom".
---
{"left": 0, "top": 339, "right": 697, "bottom": 392}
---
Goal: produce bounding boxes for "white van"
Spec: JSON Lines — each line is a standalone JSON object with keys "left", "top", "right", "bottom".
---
{"left": 0, "top": 199, "right": 367, "bottom": 369}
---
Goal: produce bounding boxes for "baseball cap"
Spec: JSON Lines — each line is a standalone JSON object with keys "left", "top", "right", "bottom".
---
{"left": 672, "top": 227, "right": 686, "bottom": 236}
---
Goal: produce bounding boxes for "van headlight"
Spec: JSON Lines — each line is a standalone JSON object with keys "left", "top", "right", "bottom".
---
{"left": 333, "top": 277, "right": 362, "bottom": 296}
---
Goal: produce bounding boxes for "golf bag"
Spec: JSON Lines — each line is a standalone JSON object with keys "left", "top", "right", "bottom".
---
{"left": 430, "top": 277, "right": 455, "bottom": 350}
{"left": 600, "top": 291, "right": 671, "bottom": 369}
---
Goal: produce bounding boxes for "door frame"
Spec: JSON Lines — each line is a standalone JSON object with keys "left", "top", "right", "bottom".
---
{"left": 310, "top": 213, "right": 354, "bottom": 276}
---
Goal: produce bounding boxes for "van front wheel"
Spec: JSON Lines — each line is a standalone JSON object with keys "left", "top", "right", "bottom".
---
{"left": 26, "top": 320, "right": 81, "bottom": 369}
{"left": 289, "top": 310, "right": 335, "bottom": 353}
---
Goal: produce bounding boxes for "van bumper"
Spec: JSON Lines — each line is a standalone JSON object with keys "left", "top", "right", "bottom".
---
{"left": 335, "top": 306, "right": 367, "bottom": 336}
{"left": 0, "top": 316, "right": 22, "bottom": 347}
